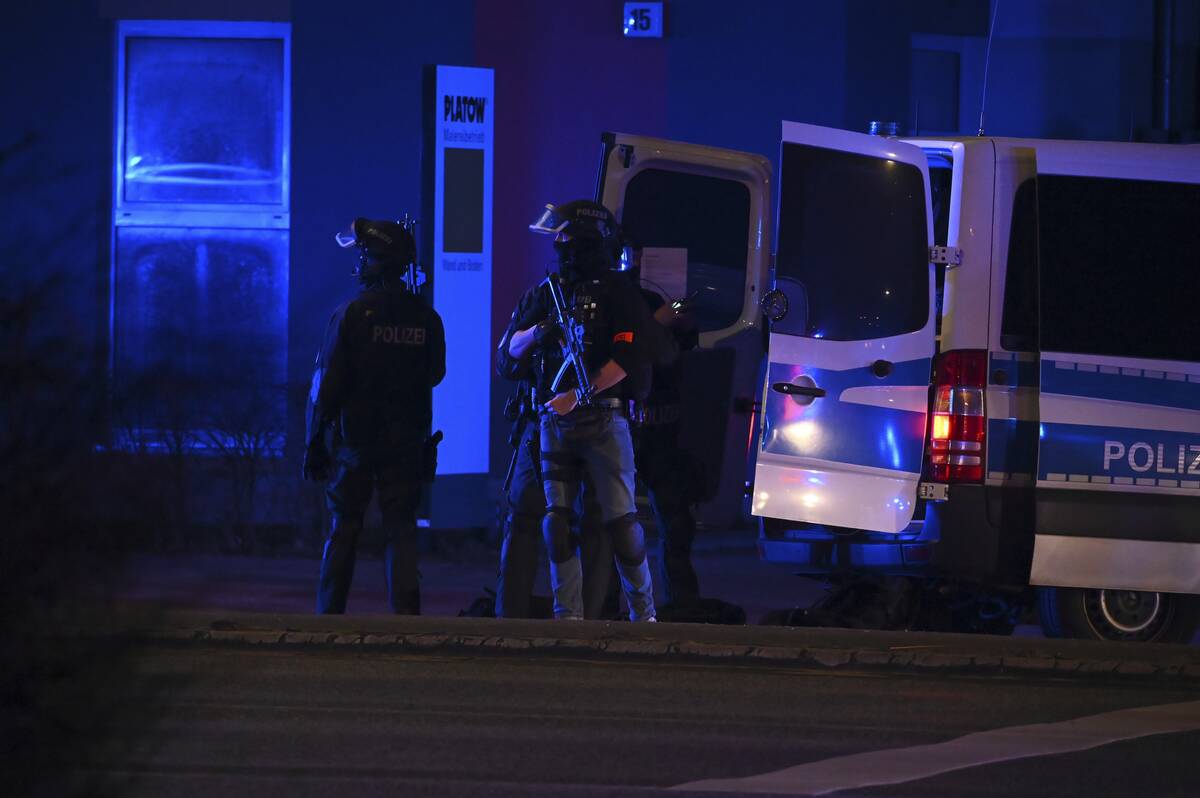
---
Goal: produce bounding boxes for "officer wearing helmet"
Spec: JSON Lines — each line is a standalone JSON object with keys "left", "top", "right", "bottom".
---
{"left": 509, "top": 200, "right": 675, "bottom": 621}
{"left": 494, "top": 291, "right": 609, "bottom": 620}
{"left": 303, "top": 217, "right": 446, "bottom": 615}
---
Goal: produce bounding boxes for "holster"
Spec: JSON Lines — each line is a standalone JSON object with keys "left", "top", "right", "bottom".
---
{"left": 628, "top": 401, "right": 681, "bottom": 427}
{"left": 422, "top": 430, "right": 443, "bottom": 482}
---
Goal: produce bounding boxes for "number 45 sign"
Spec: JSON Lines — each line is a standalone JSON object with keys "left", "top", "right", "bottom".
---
{"left": 623, "top": 2, "right": 664, "bottom": 38}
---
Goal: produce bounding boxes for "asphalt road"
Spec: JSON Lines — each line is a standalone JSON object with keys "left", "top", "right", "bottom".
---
{"left": 33, "top": 642, "right": 1200, "bottom": 797}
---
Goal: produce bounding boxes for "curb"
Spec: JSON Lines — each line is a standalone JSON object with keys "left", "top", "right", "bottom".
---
{"left": 55, "top": 609, "right": 1200, "bottom": 682}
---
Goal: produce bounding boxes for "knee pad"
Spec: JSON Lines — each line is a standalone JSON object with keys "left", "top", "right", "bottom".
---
{"left": 605, "top": 513, "right": 646, "bottom": 566}
{"left": 543, "top": 507, "right": 575, "bottom": 563}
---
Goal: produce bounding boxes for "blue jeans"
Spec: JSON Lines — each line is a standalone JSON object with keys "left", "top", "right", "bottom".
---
{"left": 540, "top": 409, "right": 636, "bottom": 524}
{"left": 541, "top": 408, "right": 653, "bottom": 621}
{"left": 495, "top": 421, "right": 609, "bottom": 619}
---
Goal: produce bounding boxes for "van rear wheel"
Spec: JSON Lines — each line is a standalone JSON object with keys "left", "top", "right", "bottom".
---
{"left": 1039, "top": 587, "right": 1200, "bottom": 643}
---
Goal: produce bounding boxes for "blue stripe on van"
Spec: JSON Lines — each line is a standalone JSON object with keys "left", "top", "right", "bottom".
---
{"left": 1041, "top": 360, "right": 1200, "bottom": 411}
{"left": 1038, "top": 422, "right": 1200, "bottom": 484}
{"left": 761, "top": 359, "right": 929, "bottom": 473}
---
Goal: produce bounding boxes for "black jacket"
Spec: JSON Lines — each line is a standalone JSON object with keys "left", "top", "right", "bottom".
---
{"left": 640, "top": 288, "right": 699, "bottom": 405}
{"left": 307, "top": 285, "right": 445, "bottom": 452}
{"left": 495, "top": 272, "right": 676, "bottom": 403}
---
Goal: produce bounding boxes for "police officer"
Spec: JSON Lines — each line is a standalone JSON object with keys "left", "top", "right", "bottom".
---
{"left": 511, "top": 200, "right": 674, "bottom": 621}
{"left": 494, "top": 302, "right": 608, "bottom": 620}
{"left": 620, "top": 247, "right": 702, "bottom": 606}
{"left": 303, "top": 217, "right": 446, "bottom": 615}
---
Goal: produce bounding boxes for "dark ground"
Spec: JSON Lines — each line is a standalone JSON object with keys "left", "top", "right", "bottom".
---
{"left": 12, "top": 525, "right": 1197, "bottom": 797}
{"left": 14, "top": 516, "right": 1195, "bottom": 796}
{"left": 40, "top": 642, "right": 1200, "bottom": 797}
{"left": 111, "top": 526, "right": 825, "bottom": 625}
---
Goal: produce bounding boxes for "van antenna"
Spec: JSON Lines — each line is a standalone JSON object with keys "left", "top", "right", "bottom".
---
{"left": 977, "top": 0, "right": 1002, "bottom": 136}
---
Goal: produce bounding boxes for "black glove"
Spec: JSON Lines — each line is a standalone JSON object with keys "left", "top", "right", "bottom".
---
{"left": 532, "top": 318, "right": 561, "bottom": 346}
{"left": 302, "top": 439, "right": 331, "bottom": 482}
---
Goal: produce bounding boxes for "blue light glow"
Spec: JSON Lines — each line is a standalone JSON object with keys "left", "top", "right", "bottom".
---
{"left": 431, "top": 65, "right": 494, "bottom": 476}
{"left": 884, "top": 424, "right": 900, "bottom": 469}
{"left": 123, "top": 34, "right": 286, "bottom": 206}
{"left": 113, "top": 21, "right": 292, "bottom": 451}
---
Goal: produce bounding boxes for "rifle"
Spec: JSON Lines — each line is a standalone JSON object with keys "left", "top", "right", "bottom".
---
{"left": 500, "top": 387, "right": 531, "bottom": 496}
{"left": 398, "top": 214, "right": 428, "bottom": 297}
{"left": 501, "top": 444, "right": 520, "bottom": 497}
{"left": 540, "top": 273, "right": 595, "bottom": 407}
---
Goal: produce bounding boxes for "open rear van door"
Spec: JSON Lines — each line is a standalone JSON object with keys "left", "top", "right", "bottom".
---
{"left": 596, "top": 133, "right": 771, "bottom": 345}
{"left": 596, "top": 133, "right": 772, "bottom": 525}
{"left": 752, "top": 122, "right": 937, "bottom": 533}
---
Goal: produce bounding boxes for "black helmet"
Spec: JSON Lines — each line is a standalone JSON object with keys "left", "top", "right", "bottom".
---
{"left": 530, "top": 200, "right": 618, "bottom": 279}
{"left": 529, "top": 200, "right": 616, "bottom": 241}
{"left": 335, "top": 217, "right": 417, "bottom": 285}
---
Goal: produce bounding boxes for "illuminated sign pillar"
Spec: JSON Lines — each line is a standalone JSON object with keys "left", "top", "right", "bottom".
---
{"left": 425, "top": 65, "right": 493, "bottom": 525}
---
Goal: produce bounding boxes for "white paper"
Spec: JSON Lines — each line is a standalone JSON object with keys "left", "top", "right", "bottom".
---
{"left": 638, "top": 247, "right": 688, "bottom": 301}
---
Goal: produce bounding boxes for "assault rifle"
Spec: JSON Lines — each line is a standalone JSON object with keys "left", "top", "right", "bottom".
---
{"left": 541, "top": 273, "right": 594, "bottom": 408}
{"left": 500, "top": 384, "right": 536, "bottom": 496}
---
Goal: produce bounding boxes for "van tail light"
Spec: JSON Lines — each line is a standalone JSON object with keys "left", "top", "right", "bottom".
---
{"left": 926, "top": 349, "right": 987, "bottom": 483}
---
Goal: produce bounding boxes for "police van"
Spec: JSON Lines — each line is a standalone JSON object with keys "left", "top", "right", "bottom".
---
{"left": 596, "top": 123, "right": 1200, "bottom": 642}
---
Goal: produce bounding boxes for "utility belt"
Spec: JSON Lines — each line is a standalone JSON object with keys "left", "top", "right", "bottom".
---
{"left": 538, "top": 395, "right": 627, "bottom": 419}
{"left": 629, "top": 401, "right": 681, "bottom": 426}
{"left": 591, "top": 396, "right": 625, "bottom": 412}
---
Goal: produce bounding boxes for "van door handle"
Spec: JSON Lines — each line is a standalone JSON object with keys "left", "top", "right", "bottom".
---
{"left": 772, "top": 382, "right": 826, "bottom": 398}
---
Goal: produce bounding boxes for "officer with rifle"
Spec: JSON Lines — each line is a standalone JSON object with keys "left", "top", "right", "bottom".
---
{"left": 303, "top": 217, "right": 445, "bottom": 615}
{"left": 494, "top": 316, "right": 608, "bottom": 620}
{"left": 510, "top": 200, "right": 675, "bottom": 621}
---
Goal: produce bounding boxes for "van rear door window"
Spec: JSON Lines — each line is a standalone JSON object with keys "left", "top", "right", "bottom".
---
{"left": 620, "top": 168, "right": 751, "bottom": 332}
{"left": 1039, "top": 175, "right": 1200, "bottom": 362}
{"left": 774, "top": 142, "right": 929, "bottom": 340}
{"left": 1001, "top": 178, "right": 1038, "bottom": 352}
{"left": 927, "top": 159, "right": 952, "bottom": 335}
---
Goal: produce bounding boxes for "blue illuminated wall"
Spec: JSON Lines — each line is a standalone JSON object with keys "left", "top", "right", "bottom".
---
{"left": 968, "top": 0, "right": 1168, "bottom": 140}
{"left": 5, "top": 0, "right": 1199, "bottom": 528}
{"left": 289, "top": 0, "right": 474, "bottom": 413}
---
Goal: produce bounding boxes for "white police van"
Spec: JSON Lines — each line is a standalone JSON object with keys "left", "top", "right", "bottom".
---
{"left": 597, "top": 123, "right": 1200, "bottom": 642}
